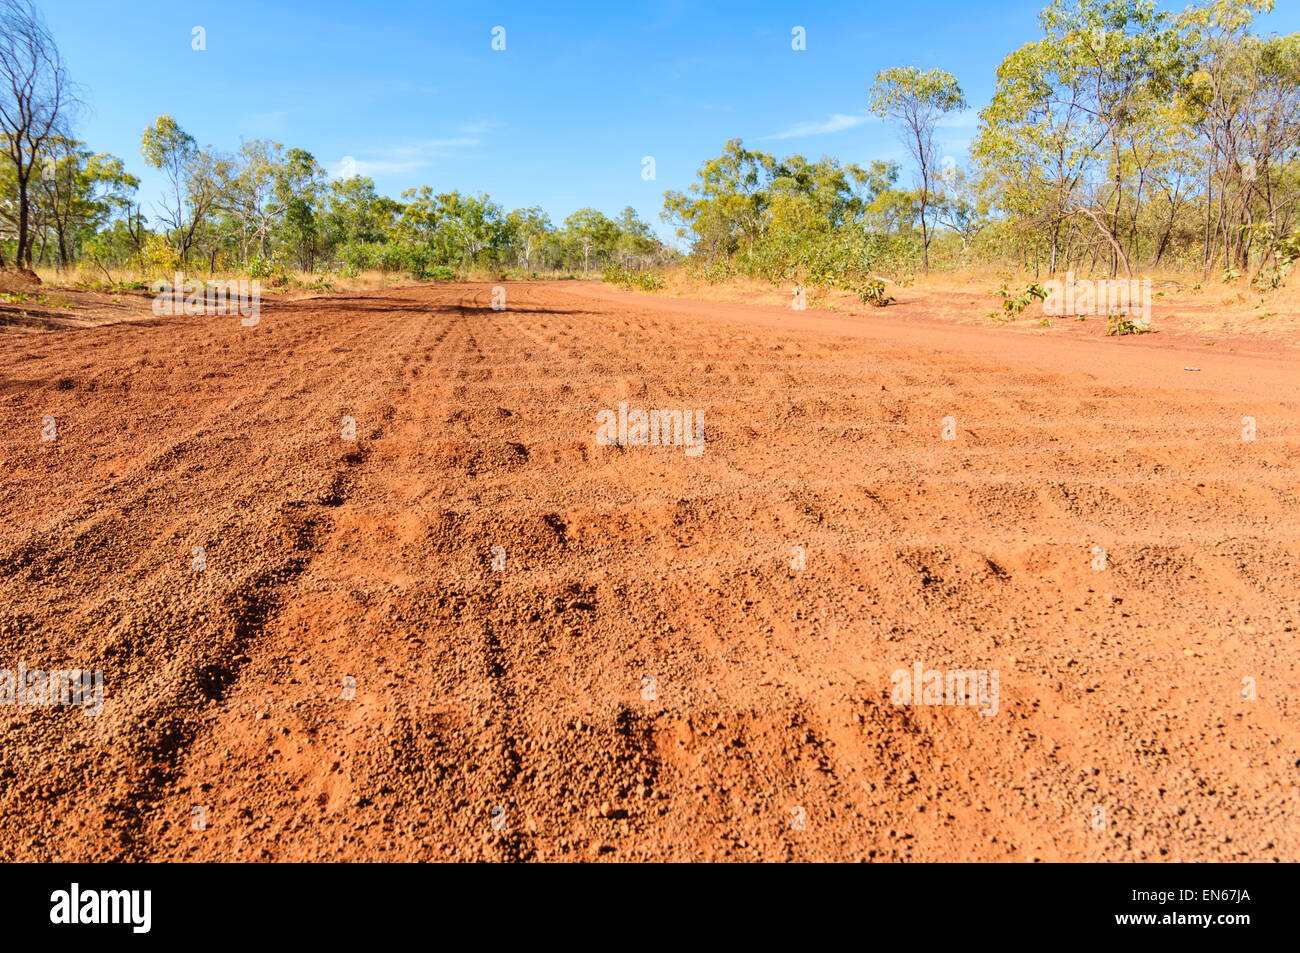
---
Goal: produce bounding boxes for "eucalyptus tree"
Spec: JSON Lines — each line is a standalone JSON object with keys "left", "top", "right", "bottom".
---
{"left": 0, "top": 0, "right": 74, "bottom": 266}
{"left": 869, "top": 66, "right": 967, "bottom": 270}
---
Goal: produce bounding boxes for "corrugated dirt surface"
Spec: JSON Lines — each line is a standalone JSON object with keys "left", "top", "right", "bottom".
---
{"left": 1, "top": 280, "right": 1297, "bottom": 861}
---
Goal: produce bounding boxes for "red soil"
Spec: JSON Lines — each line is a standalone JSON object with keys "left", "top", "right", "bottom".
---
{"left": 1, "top": 280, "right": 1297, "bottom": 861}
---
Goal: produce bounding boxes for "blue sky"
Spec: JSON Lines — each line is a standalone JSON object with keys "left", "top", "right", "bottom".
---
{"left": 42, "top": 0, "right": 1300, "bottom": 244}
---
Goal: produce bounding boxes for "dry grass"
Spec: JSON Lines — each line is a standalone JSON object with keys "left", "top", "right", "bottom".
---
{"left": 32, "top": 264, "right": 413, "bottom": 294}
{"left": 32, "top": 264, "right": 587, "bottom": 295}
{"left": 21, "top": 260, "right": 1300, "bottom": 341}
{"left": 627, "top": 264, "right": 1300, "bottom": 341}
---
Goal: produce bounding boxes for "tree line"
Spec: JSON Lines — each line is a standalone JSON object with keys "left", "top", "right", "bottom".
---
{"left": 0, "top": 0, "right": 670, "bottom": 281}
{"left": 667, "top": 0, "right": 1299, "bottom": 288}
{"left": 128, "top": 116, "right": 671, "bottom": 280}
{"left": 1, "top": 0, "right": 1296, "bottom": 290}
{"left": 8, "top": 108, "right": 671, "bottom": 280}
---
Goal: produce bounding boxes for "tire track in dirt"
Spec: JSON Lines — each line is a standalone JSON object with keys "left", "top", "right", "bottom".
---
{"left": 121, "top": 295, "right": 454, "bottom": 860}
{"left": 3, "top": 281, "right": 1299, "bottom": 861}
{"left": 0, "top": 293, "right": 437, "bottom": 858}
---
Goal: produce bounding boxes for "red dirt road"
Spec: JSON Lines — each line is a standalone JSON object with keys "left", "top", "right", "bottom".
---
{"left": 2, "top": 281, "right": 1298, "bottom": 861}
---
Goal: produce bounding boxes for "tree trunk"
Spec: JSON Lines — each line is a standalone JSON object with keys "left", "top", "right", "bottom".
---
{"left": 16, "top": 169, "right": 31, "bottom": 267}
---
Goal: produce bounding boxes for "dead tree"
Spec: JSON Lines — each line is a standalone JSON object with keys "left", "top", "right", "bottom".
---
{"left": 0, "top": 0, "right": 74, "bottom": 268}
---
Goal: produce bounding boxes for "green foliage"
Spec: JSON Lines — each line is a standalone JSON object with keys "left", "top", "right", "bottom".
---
{"left": 685, "top": 259, "right": 735, "bottom": 284}
{"left": 139, "top": 233, "right": 181, "bottom": 277}
{"left": 1251, "top": 229, "right": 1300, "bottom": 288}
{"left": 869, "top": 66, "right": 968, "bottom": 270}
{"left": 1252, "top": 260, "right": 1290, "bottom": 289}
{"left": 332, "top": 240, "right": 431, "bottom": 279}
{"left": 1106, "top": 311, "right": 1151, "bottom": 335}
{"left": 665, "top": 138, "right": 932, "bottom": 290}
{"left": 972, "top": 0, "right": 1298, "bottom": 278}
{"left": 1277, "top": 230, "right": 1300, "bottom": 264}
{"left": 140, "top": 116, "right": 194, "bottom": 175}
{"left": 5, "top": 0, "right": 1297, "bottom": 295}
{"left": 857, "top": 279, "right": 895, "bottom": 307}
{"left": 245, "top": 256, "right": 282, "bottom": 280}
{"left": 602, "top": 263, "right": 665, "bottom": 292}
{"left": 989, "top": 280, "right": 1049, "bottom": 317}
{"left": 869, "top": 66, "right": 968, "bottom": 117}
{"left": 664, "top": 138, "right": 893, "bottom": 282}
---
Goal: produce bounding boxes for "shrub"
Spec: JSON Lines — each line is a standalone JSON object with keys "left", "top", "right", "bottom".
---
{"left": 247, "top": 256, "right": 295, "bottom": 287}
{"left": 140, "top": 234, "right": 181, "bottom": 278}
{"left": 631, "top": 271, "right": 665, "bottom": 291}
{"left": 988, "top": 281, "right": 1048, "bottom": 318}
{"left": 602, "top": 264, "right": 664, "bottom": 292}
{"left": 334, "top": 241, "right": 436, "bottom": 279}
{"left": 857, "top": 279, "right": 894, "bottom": 307}
{"left": 1253, "top": 261, "right": 1291, "bottom": 290}
{"left": 1106, "top": 311, "right": 1150, "bottom": 336}
{"left": 685, "top": 259, "right": 734, "bottom": 284}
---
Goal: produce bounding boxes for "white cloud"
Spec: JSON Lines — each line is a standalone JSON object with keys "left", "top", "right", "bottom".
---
{"left": 456, "top": 119, "right": 499, "bottom": 136}
{"left": 241, "top": 109, "right": 292, "bottom": 137}
{"left": 328, "top": 133, "right": 484, "bottom": 179}
{"left": 385, "top": 80, "right": 439, "bottom": 96}
{"left": 762, "top": 112, "right": 875, "bottom": 140}
{"left": 936, "top": 109, "right": 980, "bottom": 128}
